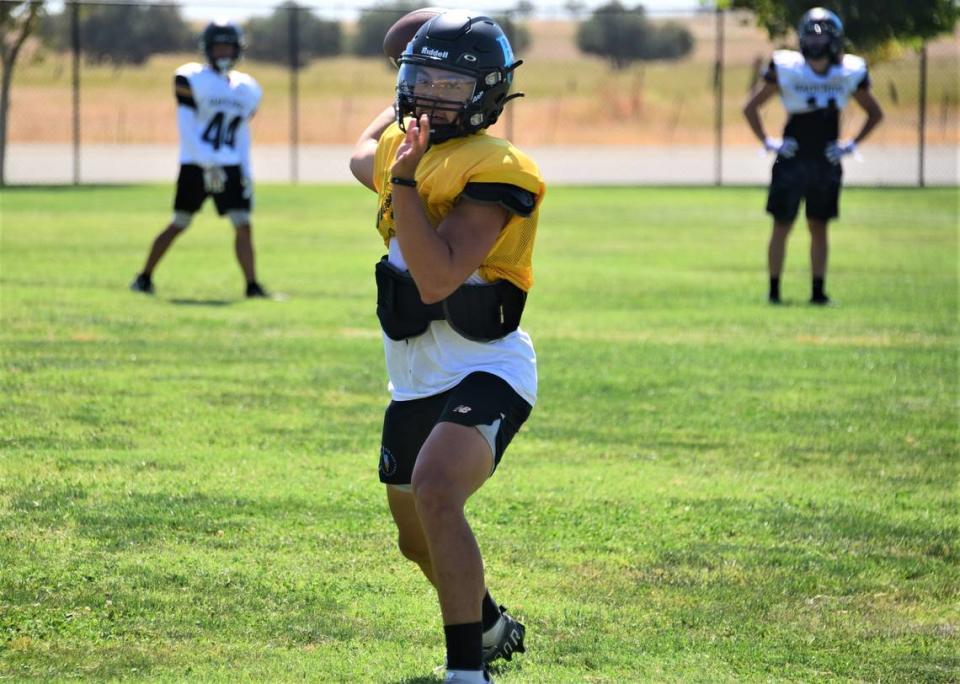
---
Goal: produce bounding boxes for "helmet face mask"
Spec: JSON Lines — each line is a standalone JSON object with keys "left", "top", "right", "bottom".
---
{"left": 798, "top": 8, "right": 844, "bottom": 64}
{"left": 202, "top": 22, "right": 245, "bottom": 73}
{"left": 397, "top": 63, "right": 477, "bottom": 132}
{"left": 395, "top": 12, "right": 522, "bottom": 143}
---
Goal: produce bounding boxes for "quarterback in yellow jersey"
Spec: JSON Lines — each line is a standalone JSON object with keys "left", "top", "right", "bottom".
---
{"left": 350, "top": 12, "right": 544, "bottom": 684}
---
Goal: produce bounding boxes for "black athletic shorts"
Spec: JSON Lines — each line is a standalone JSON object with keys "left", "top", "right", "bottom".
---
{"left": 174, "top": 164, "right": 251, "bottom": 215}
{"left": 378, "top": 372, "right": 533, "bottom": 487}
{"left": 766, "top": 156, "right": 842, "bottom": 223}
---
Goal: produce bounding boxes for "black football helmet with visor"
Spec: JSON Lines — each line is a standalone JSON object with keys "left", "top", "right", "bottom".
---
{"left": 202, "top": 21, "right": 245, "bottom": 73}
{"left": 395, "top": 12, "right": 523, "bottom": 143}
{"left": 798, "top": 7, "right": 844, "bottom": 64}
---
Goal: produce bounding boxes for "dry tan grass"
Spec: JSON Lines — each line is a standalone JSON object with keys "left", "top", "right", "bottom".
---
{"left": 9, "top": 18, "right": 958, "bottom": 146}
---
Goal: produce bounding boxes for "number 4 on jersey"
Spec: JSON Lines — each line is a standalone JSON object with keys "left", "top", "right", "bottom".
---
{"left": 201, "top": 112, "right": 242, "bottom": 151}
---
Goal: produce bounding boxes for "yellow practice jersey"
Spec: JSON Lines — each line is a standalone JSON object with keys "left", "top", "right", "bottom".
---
{"left": 373, "top": 123, "right": 545, "bottom": 292}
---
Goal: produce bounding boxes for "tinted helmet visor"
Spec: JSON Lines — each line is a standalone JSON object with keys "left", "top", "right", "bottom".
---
{"left": 397, "top": 64, "right": 477, "bottom": 118}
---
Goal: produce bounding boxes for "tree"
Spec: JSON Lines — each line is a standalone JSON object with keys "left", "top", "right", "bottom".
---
{"left": 353, "top": 3, "right": 531, "bottom": 58}
{"left": 512, "top": 1, "right": 537, "bottom": 20}
{"left": 1, "top": 0, "right": 43, "bottom": 186}
{"left": 39, "top": 3, "right": 192, "bottom": 65}
{"left": 564, "top": 1, "right": 588, "bottom": 20}
{"left": 726, "top": 0, "right": 959, "bottom": 52}
{"left": 245, "top": 3, "right": 342, "bottom": 67}
{"left": 493, "top": 14, "right": 532, "bottom": 56}
{"left": 577, "top": 1, "right": 694, "bottom": 69}
{"left": 353, "top": 1, "right": 420, "bottom": 57}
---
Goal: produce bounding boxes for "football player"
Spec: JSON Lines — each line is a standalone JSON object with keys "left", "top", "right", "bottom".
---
{"left": 743, "top": 7, "right": 883, "bottom": 304}
{"left": 130, "top": 21, "right": 268, "bottom": 299}
{"left": 349, "top": 13, "right": 542, "bottom": 684}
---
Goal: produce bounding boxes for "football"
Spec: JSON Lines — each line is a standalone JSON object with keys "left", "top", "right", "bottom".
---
{"left": 382, "top": 7, "right": 446, "bottom": 68}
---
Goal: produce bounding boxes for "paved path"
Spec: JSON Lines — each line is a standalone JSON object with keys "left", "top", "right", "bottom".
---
{"left": 6, "top": 143, "right": 957, "bottom": 186}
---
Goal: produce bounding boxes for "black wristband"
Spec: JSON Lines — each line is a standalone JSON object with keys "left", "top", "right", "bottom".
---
{"left": 391, "top": 176, "right": 417, "bottom": 187}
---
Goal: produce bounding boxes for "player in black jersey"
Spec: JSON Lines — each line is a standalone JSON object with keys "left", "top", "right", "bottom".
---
{"left": 743, "top": 8, "right": 883, "bottom": 305}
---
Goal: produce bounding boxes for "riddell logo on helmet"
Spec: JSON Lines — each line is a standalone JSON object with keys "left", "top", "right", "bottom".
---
{"left": 421, "top": 46, "right": 449, "bottom": 59}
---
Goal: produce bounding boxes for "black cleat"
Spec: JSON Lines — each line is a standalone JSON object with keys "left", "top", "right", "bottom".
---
{"left": 129, "top": 273, "right": 154, "bottom": 294}
{"left": 768, "top": 294, "right": 782, "bottom": 305}
{"left": 245, "top": 281, "right": 269, "bottom": 298}
{"left": 482, "top": 606, "right": 525, "bottom": 665}
{"left": 809, "top": 293, "right": 832, "bottom": 306}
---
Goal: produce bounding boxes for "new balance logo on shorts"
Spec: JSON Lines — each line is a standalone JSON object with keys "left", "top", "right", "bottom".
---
{"left": 452, "top": 405, "right": 472, "bottom": 414}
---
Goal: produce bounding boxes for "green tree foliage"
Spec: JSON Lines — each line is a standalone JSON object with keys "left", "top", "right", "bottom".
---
{"left": 728, "top": 0, "right": 959, "bottom": 51}
{"left": 577, "top": 1, "right": 694, "bottom": 69}
{"left": 39, "top": 3, "right": 192, "bottom": 65}
{"left": 353, "top": 2, "right": 532, "bottom": 58}
{"left": 352, "top": 1, "right": 420, "bottom": 57}
{"left": 492, "top": 14, "right": 532, "bottom": 56}
{"left": 245, "top": 3, "right": 342, "bottom": 67}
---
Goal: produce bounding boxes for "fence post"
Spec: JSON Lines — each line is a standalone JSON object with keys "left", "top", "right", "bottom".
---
{"left": 288, "top": 4, "right": 300, "bottom": 184}
{"left": 714, "top": 6, "right": 724, "bottom": 186}
{"left": 71, "top": 0, "right": 80, "bottom": 185}
{"left": 918, "top": 43, "right": 927, "bottom": 188}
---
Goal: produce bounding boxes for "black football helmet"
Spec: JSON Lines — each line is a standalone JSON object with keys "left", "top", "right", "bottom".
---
{"left": 395, "top": 12, "right": 523, "bottom": 143}
{"left": 202, "top": 21, "right": 245, "bottom": 72}
{"left": 798, "top": 8, "right": 844, "bottom": 64}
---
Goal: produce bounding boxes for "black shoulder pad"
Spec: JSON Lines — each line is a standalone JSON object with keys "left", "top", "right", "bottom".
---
{"left": 174, "top": 74, "right": 196, "bottom": 108}
{"left": 762, "top": 59, "right": 777, "bottom": 84}
{"left": 461, "top": 182, "right": 537, "bottom": 217}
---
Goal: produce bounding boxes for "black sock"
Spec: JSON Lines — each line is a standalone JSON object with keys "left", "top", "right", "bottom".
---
{"left": 812, "top": 277, "right": 825, "bottom": 298}
{"left": 769, "top": 276, "right": 780, "bottom": 300}
{"left": 444, "top": 622, "right": 483, "bottom": 671}
{"left": 481, "top": 591, "right": 501, "bottom": 631}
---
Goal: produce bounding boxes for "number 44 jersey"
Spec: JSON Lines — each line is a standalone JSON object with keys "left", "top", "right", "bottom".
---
{"left": 173, "top": 62, "right": 262, "bottom": 170}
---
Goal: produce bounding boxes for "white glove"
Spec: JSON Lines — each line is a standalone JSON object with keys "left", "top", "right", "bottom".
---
{"left": 825, "top": 140, "right": 856, "bottom": 164}
{"left": 202, "top": 165, "right": 227, "bottom": 194}
{"left": 764, "top": 136, "right": 798, "bottom": 159}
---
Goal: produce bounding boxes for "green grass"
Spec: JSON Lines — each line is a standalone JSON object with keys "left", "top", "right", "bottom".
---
{"left": 1, "top": 185, "right": 958, "bottom": 682}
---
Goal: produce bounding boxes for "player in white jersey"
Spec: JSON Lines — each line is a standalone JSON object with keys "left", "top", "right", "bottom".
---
{"left": 743, "top": 8, "right": 883, "bottom": 305}
{"left": 130, "top": 21, "right": 268, "bottom": 299}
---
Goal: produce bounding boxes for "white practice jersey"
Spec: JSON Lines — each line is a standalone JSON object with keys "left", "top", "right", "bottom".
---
{"left": 766, "top": 50, "right": 869, "bottom": 114}
{"left": 174, "top": 62, "right": 262, "bottom": 169}
{"left": 763, "top": 50, "right": 870, "bottom": 157}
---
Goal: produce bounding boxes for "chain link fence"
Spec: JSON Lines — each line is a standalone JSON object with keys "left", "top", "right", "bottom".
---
{"left": 4, "top": 2, "right": 958, "bottom": 185}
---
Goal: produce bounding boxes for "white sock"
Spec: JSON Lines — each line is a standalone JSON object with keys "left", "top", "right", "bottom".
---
{"left": 445, "top": 668, "right": 490, "bottom": 683}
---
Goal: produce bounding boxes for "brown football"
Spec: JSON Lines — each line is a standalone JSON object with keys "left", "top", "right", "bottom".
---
{"left": 382, "top": 7, "right": 446, "bottom": 68}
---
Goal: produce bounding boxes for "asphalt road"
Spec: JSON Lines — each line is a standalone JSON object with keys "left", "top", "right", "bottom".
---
{"left": 6, "top": 143, "right": 957, "bottom": 186}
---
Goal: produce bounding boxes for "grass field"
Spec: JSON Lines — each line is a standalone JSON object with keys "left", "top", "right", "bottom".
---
{"left": 1, "top": 185, "right": 958, "bottom": 682}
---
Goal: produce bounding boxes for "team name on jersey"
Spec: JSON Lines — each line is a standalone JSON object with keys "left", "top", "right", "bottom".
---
{"left": 204, "top": 96, "right": 246, "bottom": 111}
{"left": 768, "top": 50, "right": 869, "bottom": 114}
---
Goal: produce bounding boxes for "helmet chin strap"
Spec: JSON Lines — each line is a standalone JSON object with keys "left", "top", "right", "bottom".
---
{"left": 214, "top": 57, "right": 235, "bottom": 72}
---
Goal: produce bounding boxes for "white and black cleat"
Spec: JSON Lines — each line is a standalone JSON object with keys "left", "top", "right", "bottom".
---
{"left": 482, "top": 606, "right": 526, "bottom": 664}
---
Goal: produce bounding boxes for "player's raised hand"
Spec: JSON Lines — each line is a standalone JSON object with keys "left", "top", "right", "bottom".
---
{"left": 391, "top": 113, "right": 430, "bottom": 180}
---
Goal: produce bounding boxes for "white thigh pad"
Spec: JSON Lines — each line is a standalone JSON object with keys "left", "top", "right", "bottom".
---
{"left": 171, "top": 211, "right": 193, "bottom": 229}
{"left": 227, "top": 210, "right": 251, "bottom": 228}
